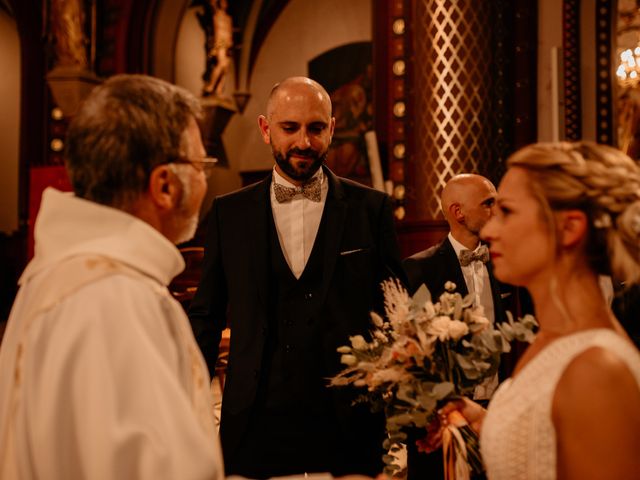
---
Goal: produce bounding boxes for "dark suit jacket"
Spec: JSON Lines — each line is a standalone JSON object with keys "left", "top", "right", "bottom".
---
{"left": 188, "top": 167, "right": 406, "bottom": 473}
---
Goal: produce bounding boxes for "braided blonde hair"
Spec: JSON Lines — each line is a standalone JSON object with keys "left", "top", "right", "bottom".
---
{"left": 507, "top": 141, "right": 640, "bottom": 285}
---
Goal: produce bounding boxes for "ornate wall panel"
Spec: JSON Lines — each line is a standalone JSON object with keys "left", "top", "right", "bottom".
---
{"left": 595, "top": 0, "right": 614, "bottom": 145}
{"left": 562, "top": 0, "right": 614, "bottom": 146}
{"left": 412, "top": 0, "right": 493, "bottom": 219}
{"left": 563, "top": 0, "right": 582, "bottom": 140}
{"left": 489, "top": 0, "right": 511, "bottom": 178}
{"left": 374, "top": 0, "right": 411, "bottom": 221}
{"left": 512, "top": 2, "right": 537, "bottom": 149}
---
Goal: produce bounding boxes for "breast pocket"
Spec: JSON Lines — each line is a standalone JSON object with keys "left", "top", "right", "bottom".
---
{"left": 338, "top": 246, "right": 374, "bottom": 280}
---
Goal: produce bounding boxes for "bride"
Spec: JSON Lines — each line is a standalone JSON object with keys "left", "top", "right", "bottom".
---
{"left": 450, "top": 141, "right": 640, "bottom": 479}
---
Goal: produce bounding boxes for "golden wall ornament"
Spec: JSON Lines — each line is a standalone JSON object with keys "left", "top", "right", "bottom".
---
{"left": 46, "top": 0, "right": 101, "bottom": 117}
{"left": 50, "top": 0, "right": 88, "bottom": 68}
{"left": 412, "top": 0, "right": 492, "bottom": 219}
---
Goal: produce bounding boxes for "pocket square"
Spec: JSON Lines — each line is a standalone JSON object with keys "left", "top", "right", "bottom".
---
{"left": 500, "top": 292, "right": 512, "bottom": 299}
{"left": 340, "top": 248, "right": 367, "bottom": 256}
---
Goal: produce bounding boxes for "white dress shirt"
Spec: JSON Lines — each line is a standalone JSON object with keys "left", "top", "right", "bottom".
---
{"left": 449, "top": 233, "right": 498, "bottom": 399}
{"left": 448, "top": 233, "right": 495, "bottom": 323}
{"left": 271, "top": 168, "right": 328, "bottom": 279}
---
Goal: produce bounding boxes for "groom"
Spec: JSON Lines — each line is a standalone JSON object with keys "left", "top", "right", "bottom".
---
{"left": 403, "top": 174, "right": 515, "bottom": 480}
{"left": 188, "top": 76, "right": 406, "bottom": 478}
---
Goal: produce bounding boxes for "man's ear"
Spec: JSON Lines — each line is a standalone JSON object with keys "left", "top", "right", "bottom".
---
{"left": 258, "top": 115, "right": 271, "bottom": 145}
{"left": 449, "top": 202, "right": 464, "bottom": 223}
{"left": 148, "top": 165, "right": 180, "bottom": 211}
{"left": 557, "top": 210, "right": 588, "bottom": 247}
{"left": 329, "top": 116, "right": 336, "bottom": 138}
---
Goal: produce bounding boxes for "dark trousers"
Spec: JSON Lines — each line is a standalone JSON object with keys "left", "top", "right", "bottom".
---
{"left": 225, "top": 409, "right": 341, "bottom": 479}
{"left": 406, "top": 414, "right": 488, "bottom": 480}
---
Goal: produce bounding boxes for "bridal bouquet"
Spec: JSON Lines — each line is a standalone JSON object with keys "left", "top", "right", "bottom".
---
{"left": 330, "top": 279, "right": 537, "bottom": 478}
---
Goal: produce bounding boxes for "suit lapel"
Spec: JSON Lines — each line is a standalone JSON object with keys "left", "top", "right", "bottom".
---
{"left": 250, "top": 176, "right": 272, "bottom": 308}
{"left": 317, "top": 168, "right": 347, "bottom": 306}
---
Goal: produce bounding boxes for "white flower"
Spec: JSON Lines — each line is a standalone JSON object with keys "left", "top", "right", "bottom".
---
{"left": 448, "top": 320, "right": 469, "bottom": 340}
{"left": 425, "top": 316, "right": 468, "bottom": 341}
{"left": 465, "top": 308, "right": 490, "bottom": 331}
{"left": 426, "top": 316, "right": 452, "bottom": 341}
{"left": 336, "top": 345, "right": 352, "bottom": 353}
{"left": 371, "top": 311, "right": 384, "bottom": 327}
{"left": 374, "top": 330, "right": 388, "bottom": 342}
{"left": 350, "top": 335, "right": 368, "bottom": 350}
{"left": 340, "top": 354, "right": 358, "bottom": 366}
{"left": 444, "top": 281, "right": 457, "bottom": 292}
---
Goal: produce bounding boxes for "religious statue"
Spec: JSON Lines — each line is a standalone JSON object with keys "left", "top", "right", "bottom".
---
{"left": 192, "top": 0, "right": 233, "bottom": 98}
{"left": 46, "top": 0, "right": 100, "bottom": 117}
{"left": 50, "top": 0, "right": 88, "bottom": 68}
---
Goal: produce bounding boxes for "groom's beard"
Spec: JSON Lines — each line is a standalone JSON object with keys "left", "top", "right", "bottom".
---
{"left": 272, "top": 146, "right": 327, "bottom": 182}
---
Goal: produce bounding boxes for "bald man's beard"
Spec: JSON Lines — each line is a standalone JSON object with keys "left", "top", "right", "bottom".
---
{"left": 272, "top": 145, "right": 327, "bottom": 182}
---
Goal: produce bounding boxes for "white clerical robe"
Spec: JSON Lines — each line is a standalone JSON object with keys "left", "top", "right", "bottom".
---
{"left": 0, "top": 188, "right": 224, "bottom": 480}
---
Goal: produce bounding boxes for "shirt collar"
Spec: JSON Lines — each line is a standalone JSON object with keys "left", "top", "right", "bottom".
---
{"left": 21, "top": 188, "right": 184, "bottom": 287}
{"left": 272, "top": 166, "right": 324, "bottom": 188}
{"left": 448, "top": 233, "right": 483, "bottom": 257}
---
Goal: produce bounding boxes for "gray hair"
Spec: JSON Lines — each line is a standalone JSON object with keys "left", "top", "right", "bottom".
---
{"left": 64, "top": 74, "right": 201, "bottom": 208}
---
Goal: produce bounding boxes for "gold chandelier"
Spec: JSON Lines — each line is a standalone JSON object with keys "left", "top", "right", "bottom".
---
{"left": 617, "top": 46, "right": 640, "bottom": 87}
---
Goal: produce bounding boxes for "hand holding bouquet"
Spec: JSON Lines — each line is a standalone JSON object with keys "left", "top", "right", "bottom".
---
{"left": 330, "top": 279, "right": 537, "bottom": 478}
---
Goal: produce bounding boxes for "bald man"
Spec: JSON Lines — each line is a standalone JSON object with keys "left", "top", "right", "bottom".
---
{"left": 403, "top": 174, "right": 517, "bottom": 480}
{"left": 189, "top": 77, "right": 405, "bottom": 478}
{"left": 404, "top": 174, "right": 498, "bottom": 313}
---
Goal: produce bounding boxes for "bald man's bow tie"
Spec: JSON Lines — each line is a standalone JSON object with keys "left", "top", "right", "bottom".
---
{"left": 273, "top": 176, "right": 322, "bottom": 203}
{"left": 459, "top": 245, "right": 490, "bottom": 266}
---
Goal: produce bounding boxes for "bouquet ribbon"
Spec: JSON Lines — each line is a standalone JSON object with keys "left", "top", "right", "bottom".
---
{"left": 443, "top": 423, "right": 470, "bottom": 480}
{"left": 442, "top": 410, "right": 482, "bottom": 480}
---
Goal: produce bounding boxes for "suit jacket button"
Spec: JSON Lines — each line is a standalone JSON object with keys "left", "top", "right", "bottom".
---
{"left": 284, "top": 344, "right": 292, "bottom": 353}
{"left": 304, "top": 292, "right": 313, "bottom": 300}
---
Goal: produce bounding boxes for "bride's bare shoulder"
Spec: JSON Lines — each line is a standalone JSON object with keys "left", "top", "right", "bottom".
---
{"left": 551, "top": 345, "right": 640, "bottom": 478}
{"left": 555, "top": 345, "right": 640, "bottom": 404}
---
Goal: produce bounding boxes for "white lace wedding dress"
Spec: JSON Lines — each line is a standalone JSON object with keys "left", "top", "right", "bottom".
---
{"left": 480, "top": 329, "right": 640, "bottom": 479}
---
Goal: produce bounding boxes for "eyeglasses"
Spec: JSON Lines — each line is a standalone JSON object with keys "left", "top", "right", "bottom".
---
{"left": 168, "top": 156, "right": 218, "bottom": 175}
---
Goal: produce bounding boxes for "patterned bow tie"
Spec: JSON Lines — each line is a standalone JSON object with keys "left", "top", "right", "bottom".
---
{"left": 458, "top": 245, "right": 490, "bottom": 267}
{"left": 273, "top": 176, "right": 322, "bottom": 203}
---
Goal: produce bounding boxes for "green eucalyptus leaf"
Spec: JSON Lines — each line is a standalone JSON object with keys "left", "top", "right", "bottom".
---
{"left": 412, "top": 283, "right": 432, "bottom": 306}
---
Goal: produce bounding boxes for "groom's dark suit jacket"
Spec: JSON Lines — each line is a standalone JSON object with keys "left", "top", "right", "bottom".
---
{"left": 188, "top": 167, "right": 406, "bottom": 477}
{"left": 402, "top": 236, "right": 528, "bottom": 480}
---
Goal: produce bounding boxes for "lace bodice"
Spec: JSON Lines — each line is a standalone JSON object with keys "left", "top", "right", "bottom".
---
{"left": 480, "top": 329, "right": 640, "bottom": 480}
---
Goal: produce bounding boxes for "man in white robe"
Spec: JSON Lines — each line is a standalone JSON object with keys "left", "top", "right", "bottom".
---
{"left": 0, "top": 74, "right": 223, "bottom": 480}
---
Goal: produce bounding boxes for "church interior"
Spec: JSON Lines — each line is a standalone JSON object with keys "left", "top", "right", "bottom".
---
{"left": 0, "top": 0, "right": 633, "bottom": 334}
